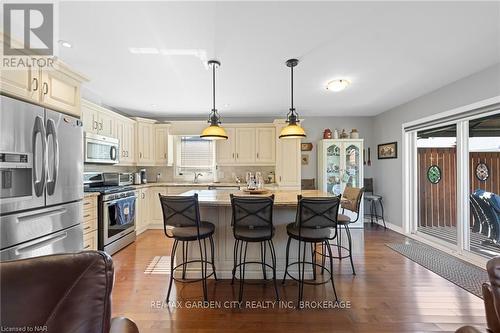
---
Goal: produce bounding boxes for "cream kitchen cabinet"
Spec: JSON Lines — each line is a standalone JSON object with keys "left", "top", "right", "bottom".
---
{"left": 235, "top": 128, "right": 256, "bottom": 164}
{"left": 216, "top": 125, "right": 275, "bottom": 166}
{"left": 216, "top": 127, "right": 236, "bottom": 164}
{"left": 136, "top": 188, "right": 150, "bottom": 234}
{"left": 0, "top": 60, "right": 87, "bottom": 117}
{"left": 149, "top": 187, "right": 167, "bottom": 225}
{"left": 81, "top": 100, "right": 118, "bottom": 137}
{"left": 115, "top": 118, "right": 136, "bottom": 165}
{"left": 275, "top": 122, "right": 301, "bottom": 189}
{"left": 256, "top": 127, "right": 276, "bottom": 164}
{"left": 154, "top": 124, "right": 172, "bottom": 166}
{"left": 135, "top": 118, "right": 156, "bottom": 166}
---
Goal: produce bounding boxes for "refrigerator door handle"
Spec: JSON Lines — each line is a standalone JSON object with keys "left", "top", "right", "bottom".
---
{"left": 46, "top": 118, "right": 59, "bottom": 195}
{"left": 15, "top": 231, "right": 68, "bottom": 255}
{"left": 32, "top": 115, "right": 47, "bottom": 197}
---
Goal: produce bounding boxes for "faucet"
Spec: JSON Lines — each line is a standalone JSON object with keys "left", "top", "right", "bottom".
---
{"left": 194, "top": 172, "right": 203, "bottom": 183}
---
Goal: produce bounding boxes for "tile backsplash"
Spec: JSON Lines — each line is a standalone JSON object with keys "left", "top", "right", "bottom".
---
{"left": 83, "top": 164, "right": 275, "bottom": 184}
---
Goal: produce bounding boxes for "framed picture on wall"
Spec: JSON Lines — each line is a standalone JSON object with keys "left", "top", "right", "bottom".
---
{"left": 378, "top": 142, "right": 398, "bottom": 159}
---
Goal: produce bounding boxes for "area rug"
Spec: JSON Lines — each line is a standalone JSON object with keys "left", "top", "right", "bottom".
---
{"left": 144, "top": 256, "right": 171, "bottom": 274}
{"left": 386, "top": 240, "right": 488, "bottom": 298}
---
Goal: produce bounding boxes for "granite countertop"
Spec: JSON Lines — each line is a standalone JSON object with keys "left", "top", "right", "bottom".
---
{"left": 130, "top": 182, "right": 245, "bottom": 189}
{"left": 180, "top": 189, "right": 332, "bottom": 207}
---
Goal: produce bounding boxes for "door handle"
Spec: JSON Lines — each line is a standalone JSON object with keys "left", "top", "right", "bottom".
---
{"left": 46, "top": 118, "right": 59, "bottom": 196}
{"left": 15, "top": 232, "right": 67, "bottom": 254}
{"left": 42, "top": 82, "right": 49, "bottom": 95}
{"left": 93, "top": 120, "right": 98, "bottom": 130}
{"left": 32, "top": 77, "right": 39, "bottom": 91}
{"left": 100, "top": 122, "right": 103, "bottom": 131}
{"left": 32, "top": 115, "right": 47, "bottom": 197}
{"left": 139, "top": 152, "right": 142, "bottom": 158}
{"left": 110, "top": 146, "right": 117, "bottom": 160}
{"left": 257, "top": 152, "right": 259, "bottom": 159}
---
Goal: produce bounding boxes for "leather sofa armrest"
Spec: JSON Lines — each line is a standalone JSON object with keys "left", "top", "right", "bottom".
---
{"left": 483, "top": 282, "right": 500, "bottom": 333}
{"left": 110, "top": 317, "right": 139, "bottom": 333}
{"left": 455, "top": 326, "right": 483, "bottom": 333}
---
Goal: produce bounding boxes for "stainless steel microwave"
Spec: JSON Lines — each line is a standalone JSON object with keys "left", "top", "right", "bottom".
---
{"left": 84, "top": 133, "right": 119, "bottom": 164}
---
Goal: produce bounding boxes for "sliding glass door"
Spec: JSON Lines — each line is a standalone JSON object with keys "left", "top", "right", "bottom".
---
{"left": 467, "top": 114, "right": 500, "bottom": 258}
{"left": 416, "top": 124, "right": 458, "bottom": 247}
{"left": 405, "top": 108, "right": 500, "bottom": 262}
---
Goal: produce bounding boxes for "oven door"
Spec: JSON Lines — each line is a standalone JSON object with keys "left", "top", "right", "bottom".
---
{"left": 102, "top": 196, "right": 136, "bottom": 245}
{"left": 84, "top": 134, "right": 119, "bottom": 164}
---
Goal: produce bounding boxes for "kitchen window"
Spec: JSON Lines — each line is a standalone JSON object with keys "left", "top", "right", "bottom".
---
{"left": 174, "top": 136, "right": 215, "bottom": 181}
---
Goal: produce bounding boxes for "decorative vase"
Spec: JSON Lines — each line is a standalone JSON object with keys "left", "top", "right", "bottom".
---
{"left": 340, "top": 129, "right": 349, "bottom": 139}
{"left": 333, "top": 129, "right": 339, "bottom": 139}
{"left": 323, "top": 128, "right": 332, "bottom": 139}
{"left": 350, "top": 128, "right": 359, "bottom": 139}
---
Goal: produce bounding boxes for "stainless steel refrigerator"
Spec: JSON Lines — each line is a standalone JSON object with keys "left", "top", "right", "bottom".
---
{"left": 0, "top": 95, "right": 84, "bottom": 261}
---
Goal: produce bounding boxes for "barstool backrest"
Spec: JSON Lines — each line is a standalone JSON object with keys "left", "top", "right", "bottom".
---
{"left": 296, "top": 195, "right": 341, "bottom": 230}
{"left": 158, "top": 194, "right": 201, "bottom": 231}
{"left": 230, "top": 194, "right": 274, "bottom": 233}
{"left": 341, "top": 187, "right": 364, "bottom": 214}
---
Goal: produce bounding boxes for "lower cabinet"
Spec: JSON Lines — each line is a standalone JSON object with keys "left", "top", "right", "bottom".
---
{"left": 136, "top": 188, "right": 150, "bottom": 234}
{"left": 82, "top": 195, "right": 98, "bottom": 250}
{"left": 149, "top": 187, "right": 167, "bottom": 225}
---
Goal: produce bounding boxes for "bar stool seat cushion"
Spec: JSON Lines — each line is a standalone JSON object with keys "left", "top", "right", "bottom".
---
{"left": 286, "top": 223, "right": 336, "bottom": 242}
{"left": 166, "top": 221, "right": 215, "bottom": 241}
{"left": 365, "top": 194, "right": 382, "bottom": 201}
{"left": 234, "top": 226, "right": 275, "bottom": 241}
{"left": 337, "top": 214, "right": 352, "bottom": 225}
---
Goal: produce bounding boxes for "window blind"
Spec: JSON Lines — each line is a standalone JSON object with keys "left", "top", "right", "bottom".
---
{"left": 178, "top": 136, "right": 214, "bottom": 172}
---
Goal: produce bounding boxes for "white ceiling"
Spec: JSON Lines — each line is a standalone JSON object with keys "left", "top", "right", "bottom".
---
{"left": 58, "top": 1, "right": 500, "bottom": 118}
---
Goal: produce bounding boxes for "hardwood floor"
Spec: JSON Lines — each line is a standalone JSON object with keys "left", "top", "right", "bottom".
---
{"left": 111, "top": 224, "right": 487, "bottom": 333}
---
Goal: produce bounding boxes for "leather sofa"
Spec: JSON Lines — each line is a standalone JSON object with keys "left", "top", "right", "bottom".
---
{"left": 0, "top": 251, "right": 139, "bottom": 333}
{"left": 456, "top": 257, "right": 500, "bottom": 333}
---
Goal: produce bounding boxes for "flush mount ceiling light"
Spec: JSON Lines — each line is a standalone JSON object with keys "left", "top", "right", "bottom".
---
{"left": 200, "top": 60, "right": 228, "bottom": 140}
{"left": 279, "top": 59, "right": 306, "bottom": 140}
{"left": 58, "top": 40, "right": 72, "bottom": 48}
{"left": 326, "top": 79, "right": 351, "bottom": 92}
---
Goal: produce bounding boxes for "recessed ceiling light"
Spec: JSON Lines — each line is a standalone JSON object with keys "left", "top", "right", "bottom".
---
{"left": 326, "top": 79, "right": 351, "bottom": 92}
{"left": 59, "top": 40, "right": 72, "bottom": 48}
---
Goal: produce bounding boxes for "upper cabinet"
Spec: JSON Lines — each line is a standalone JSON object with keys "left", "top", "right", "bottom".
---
{"left": 216, "top": 125, "right": 275, "bottom": 166}
{"left": 135, "top": 118, "right": 156, "bottom": 166}
{"left": 216, "top": 127, "right": 236, "bottom": 164}
{"left": 155, "top": 124, "right": 173, "bottom": 166}
{"left": 274, "top": 121, "right": 301, "bottom": 189}
{"left": 0, "top": 60, "right": 87, "bottom": 117}
{"left": 81, "top": 100, "right": 117, "bottom": 137}
{"left": 115, "top": 118, "right": 136, "bottom": 165}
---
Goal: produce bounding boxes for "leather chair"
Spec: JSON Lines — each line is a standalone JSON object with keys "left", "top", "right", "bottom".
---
{"left": 0, "top": 251, "right": 139, "bottom": 333}
{"left": 456, "top": 257, "right": 500, "bottom": 333}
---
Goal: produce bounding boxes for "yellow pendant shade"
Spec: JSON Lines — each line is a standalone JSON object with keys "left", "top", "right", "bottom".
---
{"left": 279, "top": 123, "right": 306, "bottom": 139}
{"left": 200, "top": 124, "right": 228, "bottom": 140}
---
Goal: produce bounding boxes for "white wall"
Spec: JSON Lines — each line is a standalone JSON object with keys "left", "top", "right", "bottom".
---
{"left": 372, "top": 63, "right": 500, "bottom": 227}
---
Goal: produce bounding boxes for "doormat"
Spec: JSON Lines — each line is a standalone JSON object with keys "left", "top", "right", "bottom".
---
{"left": 144, "top": 256, "right": 171, "bottom": 274}
{"left": 386, "top": 240, "right": 488, "bottom": 298}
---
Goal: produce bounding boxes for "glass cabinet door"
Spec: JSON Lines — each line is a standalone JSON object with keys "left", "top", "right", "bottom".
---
{"left": 344, "top": 144, "right": 360, "bottom": 189}
{"left": 326, "top": 143, "right": 342, "bottom": 195}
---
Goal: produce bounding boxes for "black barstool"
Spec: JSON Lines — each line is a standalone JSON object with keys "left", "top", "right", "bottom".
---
{"left": 282, "top": 195, "right": 341, "bottom": 305}
{"left": 364, "top": 178, "right": 386, "bottom": 229}
{"left": 325, "top": 187, "right": 364, "bottom": 275}
{"left": 230, "top": 194, "right": 279, "bottom": 302}
{"left": 159, "top": 193, "right": 217, "bottom": 302}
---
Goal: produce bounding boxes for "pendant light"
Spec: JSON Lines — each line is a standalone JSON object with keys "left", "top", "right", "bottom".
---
{"left": 279, "top": 58, "right": 306, "bottom": 139}
{"left": 200, "top": 60, "right": 228, "bottom": 140}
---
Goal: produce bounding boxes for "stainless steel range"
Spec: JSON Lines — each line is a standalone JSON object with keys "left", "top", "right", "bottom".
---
{"left": 84, "top": 172, "right": 136, "bottom": 255}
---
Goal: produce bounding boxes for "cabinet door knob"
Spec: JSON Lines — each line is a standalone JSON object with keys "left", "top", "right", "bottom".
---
{"left": 257, "top": 152, "right": 259, "bottom": 159}
{"left": 93, "top": 121, "right": 98, "bottom": 130}
{"left": 139, "top": 152, "right": 142, "bottom": 158}
{"left": 164, "top": 153, "right": 167, "bottom": 158}
{"left": 232, "top": 153, "right": 235, "bottom": 158}
{"left": 32, "top": 78, "right": 39, "bottom": 91}
{"left": 42, "top": 82, "right": 48, "bottom": 95}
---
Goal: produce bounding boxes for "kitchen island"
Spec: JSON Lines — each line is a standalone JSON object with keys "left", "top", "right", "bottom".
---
{"left": 172, "top": 189, "right": 338, "bottom": 279}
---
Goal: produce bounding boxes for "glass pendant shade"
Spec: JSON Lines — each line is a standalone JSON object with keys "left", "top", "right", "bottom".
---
{"left": 201, "top": 122, "right": 228, "bottom": 140}
{"left": 279, "top": 122, "right": 306, "bottom": 139}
